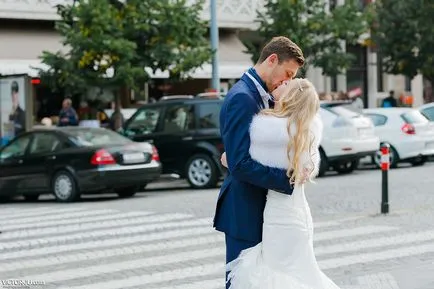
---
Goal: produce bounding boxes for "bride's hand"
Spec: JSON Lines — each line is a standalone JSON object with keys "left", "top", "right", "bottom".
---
{"left": 300, "top": 167, "right": 311, "bottom": 184}
{"left": 221, "top": 152, "right": 228, "bottom": 168}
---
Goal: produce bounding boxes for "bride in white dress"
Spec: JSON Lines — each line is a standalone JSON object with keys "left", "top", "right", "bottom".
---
{"left": 226, "top": 78, "right": 341, "bottom": 289}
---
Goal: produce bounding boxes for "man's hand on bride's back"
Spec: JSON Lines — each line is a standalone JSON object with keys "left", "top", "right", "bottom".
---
{"left": 221, "top": 152, "right": 228, "bottom": 168}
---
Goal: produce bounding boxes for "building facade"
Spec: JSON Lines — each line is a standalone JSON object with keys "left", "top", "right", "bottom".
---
{"left": 0, "top": 0, "right": 426, "bottom": 108}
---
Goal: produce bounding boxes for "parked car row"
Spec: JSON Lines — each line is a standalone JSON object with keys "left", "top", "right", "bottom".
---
{"left": 1, "top": 94, "right": 433, "bottom": 202}
{"left": 119, "top": 97, "right": 434, "bottom": 190}
{"left": 318, "top": 101, "right": 379, "bottom": 176}
{"left": 120, "top": 97, "right": 225, "bottom": 189}
{"left": 364, "top": 107, "right": 434, "bottom": 167}
{"left": 420, "top": 102, "right": 434, "bottom": 122}
{"left": 0, "top": 126, "right": 161, "bottom": 202}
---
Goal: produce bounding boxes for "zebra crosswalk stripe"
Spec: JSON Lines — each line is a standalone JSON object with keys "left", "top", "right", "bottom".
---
{"left": 357, "top": 272, "right": 400, "bottom": 289}
{"left": 0, "top": 235, "right": 224, "bottom": 272}
{"left": 56, "top": 263, "right": 222, "bottom": 289}
{"left": 0, "top": 207, "right": 428, "bottom": 289}
{"left": 0, "top": 207, "right": 89, "bottom": 219}
{"left": 0, "top": 213, "right": 193, "bottom": 240}
{"left": 1, "top": 209, "right": 136, "bottom": 230}
{"left": 157, "top": 279, "right": 222, "bottom": 289}
{"left": 0, "top": 206, "right": 54, "bottom": 215}
{"left": 20, "top": 248, "right": 224, "bottom": 282}
{"left": 0, "top": 217, "right": 211, "bottom": 251}
{"left": 0, "top": 226, "right": 215, "bottom": 261}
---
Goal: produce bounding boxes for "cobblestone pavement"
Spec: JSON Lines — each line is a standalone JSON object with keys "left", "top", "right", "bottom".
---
{"left": 0, "top": 162, "right": 433, "bottom": 289}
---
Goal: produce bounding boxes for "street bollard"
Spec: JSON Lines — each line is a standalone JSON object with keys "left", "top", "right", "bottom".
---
{"left": 380, "top": 143, "right": 390, "bottom": 214}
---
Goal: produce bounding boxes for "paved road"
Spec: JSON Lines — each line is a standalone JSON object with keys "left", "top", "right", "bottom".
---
{"left": 0, "top": 162, "right": 433, "bottom": 289}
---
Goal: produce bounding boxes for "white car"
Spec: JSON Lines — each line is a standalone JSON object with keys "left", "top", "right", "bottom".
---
{"left": 419, "top": 102, "right": 434, "bottom": 122}
{"left": 318, "top": 102, "right": 380, "bottom": 176}
{"left": 363, "top": 108, "right": 434, "bottom": 167}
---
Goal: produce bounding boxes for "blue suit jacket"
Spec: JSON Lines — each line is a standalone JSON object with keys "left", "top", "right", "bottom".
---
{"left": 213, "top": 74, "right": 294, "bottom": 243}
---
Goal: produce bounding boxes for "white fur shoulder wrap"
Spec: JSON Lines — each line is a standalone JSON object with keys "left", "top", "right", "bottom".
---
{"left": 249, "top": 114, "right": 323, "bottom": 177}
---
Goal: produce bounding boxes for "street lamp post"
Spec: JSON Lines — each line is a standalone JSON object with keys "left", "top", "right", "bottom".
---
{"left": 210, "top": 0, "right": 220, "bottom": 93}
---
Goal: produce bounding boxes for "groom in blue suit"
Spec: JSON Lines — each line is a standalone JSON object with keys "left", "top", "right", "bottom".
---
{"left": 213, "top": 36, "right": 305, "bottom": 288}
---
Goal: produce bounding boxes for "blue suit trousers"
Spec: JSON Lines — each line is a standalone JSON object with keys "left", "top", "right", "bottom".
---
{"left": 225, "top": 234, "right": 258, "bottom": 289}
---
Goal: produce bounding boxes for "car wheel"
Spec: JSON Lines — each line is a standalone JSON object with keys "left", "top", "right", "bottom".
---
{"left": 374, "top": 144, "right": 399, "bottom": 168}
{"left": 186, "top": 154, "right": 218, "bottom": 189}
{"left": 52, "top": 170, "right": 79, "bottom": 202}
{"left": 116, "top": 186, "right": 138, "bottom": 198}
{"left": 318, "top": 149, "right": 328, "bottom": 177}
{"left": 410, "top": 156, "right": 427, "bottom": 167}
{"left": 334, "top": 160, "right": 358, "bottom": 174}
{"left": 24, "top": 194, "right": 40, "bottom": 202}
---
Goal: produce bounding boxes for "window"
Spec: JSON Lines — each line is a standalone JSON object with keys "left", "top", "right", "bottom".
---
{"left": 67, "top": 128, "right": 131, "bottom": 147}
{"left": 377, "top": 53, "right": 384, "bottom": 92}
{"left": 326, "top": 106, "right": 360, "bottom": 118}
{"left": 421, "top": 107, "right": 434, "bottom": 121}
{"left": 358, "top": 0, "right": 371, "bottom": 9}
{"left": 29, "top": 133, "right": 63, "bottom": 155}
{"left": 405, "top": 77, "right": 412, "bottom": 91}
{"left": 0, "top": 135, "right": 31, "bottom": 160}
{"left": 365, "top": 114, "right": 387, "bottom": 126}
{"left": 329, "top": 0, "right": 337, "bottom": 10}
{"left": 330, "top": 76, "right": 338, "bottom": 93}
{"left": 401, "top": 111, "right": 428, "bottom": 124}
{"left": 163, "top": 105, "right": 194, "bottom": 133}
{"left": 319, "top": 107, "right": 337, "bottom": 123}
{"left": 197, "top": 103, "right": 221, "bottom": 129}
{"left": 125, "top": 107, "right": 161, "bottom": 136}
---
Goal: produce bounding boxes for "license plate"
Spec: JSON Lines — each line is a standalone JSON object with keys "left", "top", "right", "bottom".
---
{"left": 123, "top": 152, "right": 145, "bottom": 163}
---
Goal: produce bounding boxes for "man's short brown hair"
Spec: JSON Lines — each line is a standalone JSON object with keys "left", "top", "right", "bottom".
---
{"left": 257, "top": 36, "right": 305, "bottom": 66}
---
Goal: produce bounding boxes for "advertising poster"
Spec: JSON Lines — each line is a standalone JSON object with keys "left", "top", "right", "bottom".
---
{"left": 0, "top": 75, "right": 32, "bottom": 146}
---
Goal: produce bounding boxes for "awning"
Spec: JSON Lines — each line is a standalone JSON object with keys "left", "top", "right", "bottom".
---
{"left": 0, "top": 33, "right": 253, "bottom": 79}
{"left": 142, "top": 33, "right": 253, "bottom": 79}
{"left": 146, "top": 62, "right": 251, "bottom": 79}
{"left": 0, "top": 59, "right": 48, "bottom": 77}
{"left": 191, "top": 32, "right": 253, "bottom": 79}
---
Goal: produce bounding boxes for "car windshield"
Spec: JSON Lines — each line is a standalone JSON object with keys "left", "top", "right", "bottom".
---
{"left": 66, "top": 128, "right": 131, "bottom": 146}
{"left": 325, "top": 106, "right": 360, "bottom": 118}
{"left": 402, "top": 110, "right": 429, "bottom": 124}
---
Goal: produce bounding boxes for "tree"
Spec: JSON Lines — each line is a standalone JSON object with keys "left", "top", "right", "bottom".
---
{"left": 38, "top": 0, "right": 211, "bottom": 128}
{"left": 371, "top": 0, "right": 434, "bottom": 87}
{"left": 39, "top": 1, "right": 140, "bottom": 96}
{"left": 118, "top": 0, "right": 211, "bottom": 80}
{"left": 243, "top": 0, "right": 371, "bottom": 77}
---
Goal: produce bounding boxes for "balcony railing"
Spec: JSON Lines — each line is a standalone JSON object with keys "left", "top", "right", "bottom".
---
{"left": 0, "top": 0, "right": 264, "bottom": 29}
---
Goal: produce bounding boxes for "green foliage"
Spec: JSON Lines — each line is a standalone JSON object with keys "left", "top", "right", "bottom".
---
{"left": 38, "top": 0, "right": 212, "bottom": 95}
{"left": 372, "top": 0, "right": 434, "bottom": 84}
{"left": 244, "top": 0, "right": 370, "bottom": 77}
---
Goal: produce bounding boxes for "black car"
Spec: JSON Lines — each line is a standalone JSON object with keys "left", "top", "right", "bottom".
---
{"left": 121, "top": 97, "right": 225, "bottom": 189}
{"left": 0, "top": 126, "right": 161, "bottom": 202}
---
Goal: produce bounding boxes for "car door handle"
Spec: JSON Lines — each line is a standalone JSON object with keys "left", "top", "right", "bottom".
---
{"left": 182, "top": 136, "right": 193, "bottom": 141}
{"left": 47, "top": 155, "right": 56, "bottom": 160}
{"left": 18, "top": 159, "right": 23, "bottom": 164}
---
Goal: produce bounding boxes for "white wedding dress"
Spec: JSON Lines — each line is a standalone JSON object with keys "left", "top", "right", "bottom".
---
{"left": 226, "top": 114, "right": 341, "bottom": 289}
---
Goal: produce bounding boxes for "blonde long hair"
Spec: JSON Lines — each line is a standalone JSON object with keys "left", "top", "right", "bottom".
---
{"left": 261, "top": 78, "right": 320, "bottom": 185}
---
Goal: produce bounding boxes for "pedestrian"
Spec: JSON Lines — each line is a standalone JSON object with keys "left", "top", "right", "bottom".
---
{"left": 381, "top": 90, "right": 398, "bottom": 108}
{"left": 58, "top": 98, "right": 79, "bottom": 126}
